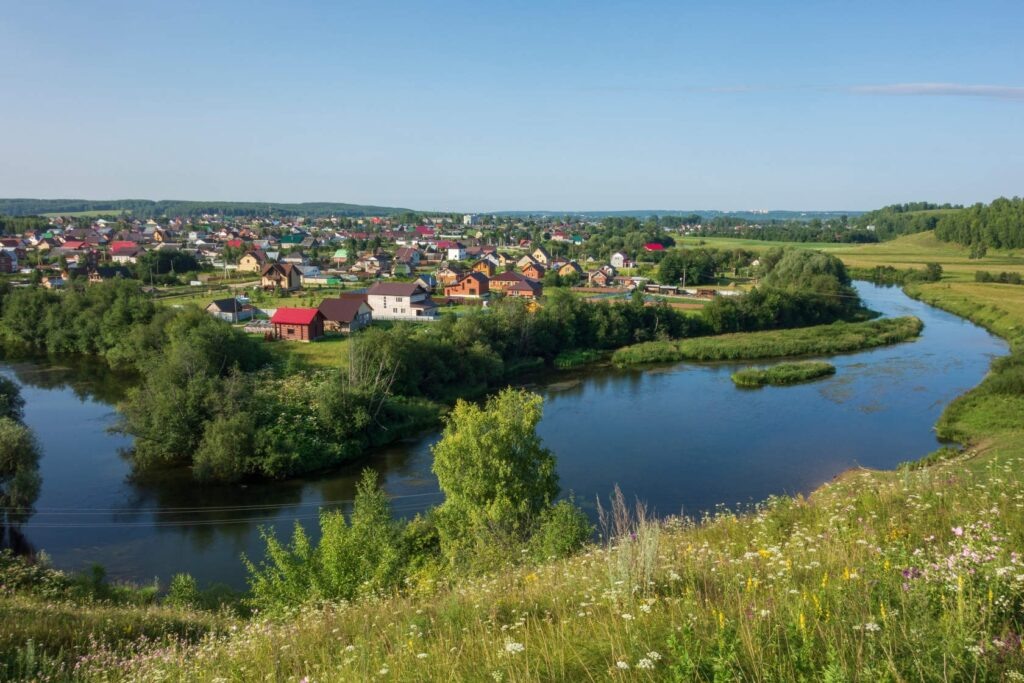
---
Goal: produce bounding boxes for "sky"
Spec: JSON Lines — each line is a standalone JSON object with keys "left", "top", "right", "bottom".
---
{"left": 1, "top": 0, "right": 1022, "bottom": 212}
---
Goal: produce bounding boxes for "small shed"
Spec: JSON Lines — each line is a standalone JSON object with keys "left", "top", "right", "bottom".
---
{"left": 270, "top": 307, "right": 325, "bottom": 342}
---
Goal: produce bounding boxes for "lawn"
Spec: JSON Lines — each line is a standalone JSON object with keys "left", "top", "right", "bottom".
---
{"left": 264, "top": 335, "right": 350, "bottom": 370}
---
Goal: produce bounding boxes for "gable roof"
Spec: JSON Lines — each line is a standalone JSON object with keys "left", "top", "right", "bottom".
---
{"left": 207, "top": 297, "right": 246, "bottom": 313}
{"left": 318, "top": 297, "right": 368, "bottom": 323}
{"left": 270, "top": 307, "right": 322, "bottom": 325}
{"left": 367, "top": 282, "right": 423, "bottom": 297}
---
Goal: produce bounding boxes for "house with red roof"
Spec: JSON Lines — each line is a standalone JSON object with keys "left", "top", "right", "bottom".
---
{"left": 270, "top": 307, "right": 325, "bottom": 342}
{"left": 643, "top": 242, "right": 666, "bottom": 252}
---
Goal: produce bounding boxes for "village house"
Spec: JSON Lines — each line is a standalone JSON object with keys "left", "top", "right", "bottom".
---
{"left": 395, "top": 247, "right": 421, "bottom": 267}
{"left": 111, "top": 245, "right": 142, "bottom": 264}
{"left": 435, "top": 265, "right": 465, "bottom": 287}
{"left": 522, "top": 261, "right": 546, "bottom": 281}
{"left": 318, "top": 294, "right": 372, "bottom": 334}
{"left": 444, "top": 271, "right": 490, "bottom": 299}
{"left": 490, "top": 270, "right": 536, "bottom": 294}
{"left": 88, "top": 266, "right": 133, "bottom": 284}
{"left": 270, "top": 307, "right": 325, "bottom": 342}
{"left": 471, "top": 259, "right": 496, "bottom": 277}
{"left": 504, "top": 278, "right": 543, "bottom": 299}
{"left": 205, "top": 297, "right": 253, "bottom": 323}
{"left": 237, "top": 250, "right": 268, "bottom": 273}
{"left": 531, "top": 246, "right": 552, "bottom": 266}
{"left": 260, "top": 262, "right": 302, "bottom": 291}
{"left": 366, "top": 281, "right": 438, "bottom": 321}
{"left": 587, "top": 264, "right": 618, "bottom": 287}
{"left": 610, "top": 252, "right": 633, "bottom": 269}
{"left": 437, "top": 240, "right": 467, "bottom": 261}
{"left": 557, "top": 261, "right": 583, "bottom": 279}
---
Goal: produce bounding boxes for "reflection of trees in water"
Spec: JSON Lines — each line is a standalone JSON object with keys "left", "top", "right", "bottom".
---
{"left": 0, "top": 375, "right": 42, "bottom": 558}
{"left": 1, "top": 352, "right": 136, "bottom": 405}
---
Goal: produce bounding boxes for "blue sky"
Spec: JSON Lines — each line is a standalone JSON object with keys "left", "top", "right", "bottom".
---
{"left": 1, "top": 0, "right": 1022, "bottom": 211}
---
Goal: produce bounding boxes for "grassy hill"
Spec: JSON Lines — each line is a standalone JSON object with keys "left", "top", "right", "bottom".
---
{"left": 5, "top": 239, "right": 1024, "bottom": 680}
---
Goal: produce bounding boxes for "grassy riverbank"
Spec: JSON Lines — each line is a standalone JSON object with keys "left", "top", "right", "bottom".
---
{"left": 731, "top": 360, "right": 836, "bottom": 387}
{"left": 612, "top": 315, "right": 923, "bottom": 365}
{"left": 5, "top": 250, "right": 1024, "bottom": 680}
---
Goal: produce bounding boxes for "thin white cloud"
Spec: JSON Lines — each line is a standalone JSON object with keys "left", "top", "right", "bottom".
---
{"left": 849, "top": 83, "right": 1024, "bottom": 101}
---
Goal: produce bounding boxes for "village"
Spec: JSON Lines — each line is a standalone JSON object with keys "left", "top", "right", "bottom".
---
{"left": 0, "top": 211, "right": 752, "bottom": 346}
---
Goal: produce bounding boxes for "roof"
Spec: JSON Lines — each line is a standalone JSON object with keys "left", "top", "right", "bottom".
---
{"left": 367, "top": 282, "right": 422, "bottom": 297}
{"left": 318, "top": 297, "right": 368, "bottom": 323}
{"left": 270, "top": 307, "right": 322, "bottom": 325}
{"left": 208, "top": 298, "right": 245, "bottom": 313}
{"left": 643, "top": 242, "right": 666, "bottom": 251}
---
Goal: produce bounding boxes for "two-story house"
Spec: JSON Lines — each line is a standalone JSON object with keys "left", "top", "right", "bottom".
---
{"left": 366, "top": 282, "right": 438, "bottom": 321}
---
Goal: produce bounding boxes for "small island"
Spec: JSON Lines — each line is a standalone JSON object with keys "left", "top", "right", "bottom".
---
{"left": 731, "top": 361, "right": 837, "bottom": 388}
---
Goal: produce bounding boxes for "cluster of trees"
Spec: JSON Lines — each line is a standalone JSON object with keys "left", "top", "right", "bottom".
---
{"left": 133, "top": 251, "right": 202, "bottom": 285}
{"left": 245, "top": 389, "right": 591, "bottom": 612}
{"left": 702, "top": 249, "right": 864, "bottom": 333}
{"left": 582, "top": 217, "right": 676, "bottom": 262}
{"left": 0, "top": 215, "right": 48, "bottom": 236}
{"left": 0, "top": 199, "right": 412, "bottom": 219}
{"left": 852, "top": 202, "right": 962, "bottom": 240}
{"left": 0, "top": 280, "right": 158, "bottom": 365}
{"left": 657, "top": 247, "right": 758, "bottom": 284}
{"left": 852, "top": 263, "right": 943, "bottom": 286}
{"left": 975, "top": 270, "right": 1024, "bottom": 285}
{"left": 934, "top": 197, "right": 1024, "bottom": 250}
{"left": 0, "top": 377, "right": 41, "bottom": 538}
{"left": 693, "top": 217, "right": 878, "bottom": 244}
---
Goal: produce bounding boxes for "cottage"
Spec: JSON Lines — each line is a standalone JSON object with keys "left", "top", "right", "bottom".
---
{"left": 270, "top": 307, "right": 325, "bottom": 342}
{"left": 435, "top": 265, "right": 465, "bottom": 287}
{"left": 260, "top": 262, "right": 301, "bottom": 291}
{"left": 318, "top": 295, "right": 372, "bottom": 334}
{"left": 489, "top": 270, "right": 537, "bottom": 294}
{"left": 505, "top": 279, "right": 543, "bottom": 299}
{"left": 522, "top": 261, "right": 546, "bottom": 280}
{"left": 531, "top": 246, "right": 551, "bottom": 265}
{"left": 238, "top": 250, "right": 268, "bottom": 273}
{"left": 557, "top": 261, "right": 583, "bottom": 279}
{"left": 88, "top": 266, "right": 133, "bottom": 283}
{"left": 206, "top": 297, "right": 253, "bottom": 323}
{"left": 610, "top": 252, "right": 632, "bottom": 269}
{"left": 587, "top": 266, "right": 617, "bottom": 287}
{"left": 444, "top": 271, "right": 490, "bottom": 299}
{"left": 366, "top": 282, "right": 438, "bottom": 321}
{"left": 111, "top": 245, "right": 142, "bottom": 264}
{"left": 471, "top": 259, "right": 496, "bottom": 277}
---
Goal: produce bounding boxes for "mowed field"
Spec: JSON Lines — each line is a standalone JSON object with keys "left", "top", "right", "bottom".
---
{"left": 681, "top": 231, "right": 1024, "bottom": 281}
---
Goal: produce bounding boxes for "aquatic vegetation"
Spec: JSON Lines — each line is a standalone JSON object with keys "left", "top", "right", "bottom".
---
{"left": 731, "top": 361, "right": 836, "bottom": 387}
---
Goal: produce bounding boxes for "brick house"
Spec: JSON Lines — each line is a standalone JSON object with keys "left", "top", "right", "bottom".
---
{"left": 444, "top": 272, "right": 490, "bottom": 299}
{"left": 522, "top": 261, "right": 546, "bottom": 280}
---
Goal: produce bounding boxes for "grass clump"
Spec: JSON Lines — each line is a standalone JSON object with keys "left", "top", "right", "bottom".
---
{"left": 613, "top": 316, "right": 923, "bottom": 365}
{"left": 553, "top": 349, "right": 605, "bottom": 369}
{"left": 731, "top": 360, "right": 836, "bottom": 387}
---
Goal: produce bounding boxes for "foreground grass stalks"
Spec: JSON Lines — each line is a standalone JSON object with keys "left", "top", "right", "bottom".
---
{"left": 731, "top": 361, "right": 836, "bottom": 388}
{"left": 612, "top": 316, "right": 922, "bottom": 365}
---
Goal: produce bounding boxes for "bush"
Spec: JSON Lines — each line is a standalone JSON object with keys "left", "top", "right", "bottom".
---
{"left": 529, "top": 499, "right": 593, "bottom": 561}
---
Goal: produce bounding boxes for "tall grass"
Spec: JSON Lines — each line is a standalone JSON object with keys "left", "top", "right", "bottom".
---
{"left": 612, "top": 316, "right": 923, "bottom": 365}
{"left": 731, "top": 360, "right": 836, "bottom": 387}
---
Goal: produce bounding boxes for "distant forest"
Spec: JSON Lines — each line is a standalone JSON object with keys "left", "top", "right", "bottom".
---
{"left": 852, "top": 198, "right": 1024, "bottom": 250}
{"left": 0, "top": 198, "right": 413, "bottom": 219}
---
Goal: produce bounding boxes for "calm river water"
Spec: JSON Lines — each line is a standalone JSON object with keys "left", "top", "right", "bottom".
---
{"left": 0, "top": 283, "right": 1007, "bottom": 588}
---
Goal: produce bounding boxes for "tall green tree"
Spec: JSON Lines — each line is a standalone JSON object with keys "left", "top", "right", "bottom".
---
{"left": 431, "top": 388, "right": 558, "bottom": 566}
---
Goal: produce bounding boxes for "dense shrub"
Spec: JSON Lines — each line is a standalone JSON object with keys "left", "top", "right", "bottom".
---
{"left": 731, "top": 361, "right": 836, "bottom": 387}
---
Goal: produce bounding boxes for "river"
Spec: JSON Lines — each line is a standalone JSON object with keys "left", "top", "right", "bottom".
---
{"left": 0, "top": 282, "right": 1007, "bottom": 588}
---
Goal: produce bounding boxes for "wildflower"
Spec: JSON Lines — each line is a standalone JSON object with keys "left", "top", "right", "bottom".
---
{"left": 616, "top": 660, "right": 630, "bottom": 669}
{"left": 953, "top": 527, "right": 964, "bottom": 537}
{"left": 636, "top": 658, "right": 655, "bottom": 669}
{"left": 378, "top": 667, "right": 389, "bottom": 676}
{"left": 504, "top": 641, "right": 525, "bottom": 655}
{"left": 417, "top": 653, "right": 428, "bottom": 659}
{"left": 621, "top": 613, "right": 634, "bottom": 621}
{"left": 639, "top": 603, "right": 652, "bottom": 614}
{"left": 647, "top": 651, "right": 662, "bottom": 661}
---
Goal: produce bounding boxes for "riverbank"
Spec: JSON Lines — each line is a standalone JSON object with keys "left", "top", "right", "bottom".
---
{"left": 612, "top": 315, "right": 923, "bottom": 365}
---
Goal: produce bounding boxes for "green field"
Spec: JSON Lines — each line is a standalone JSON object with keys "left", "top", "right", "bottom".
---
{"left": 265, "top": 334, "right": 349, "bottom": 369}
{"left": 684, "top": 231, "right": 1024, "bottom": 281}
